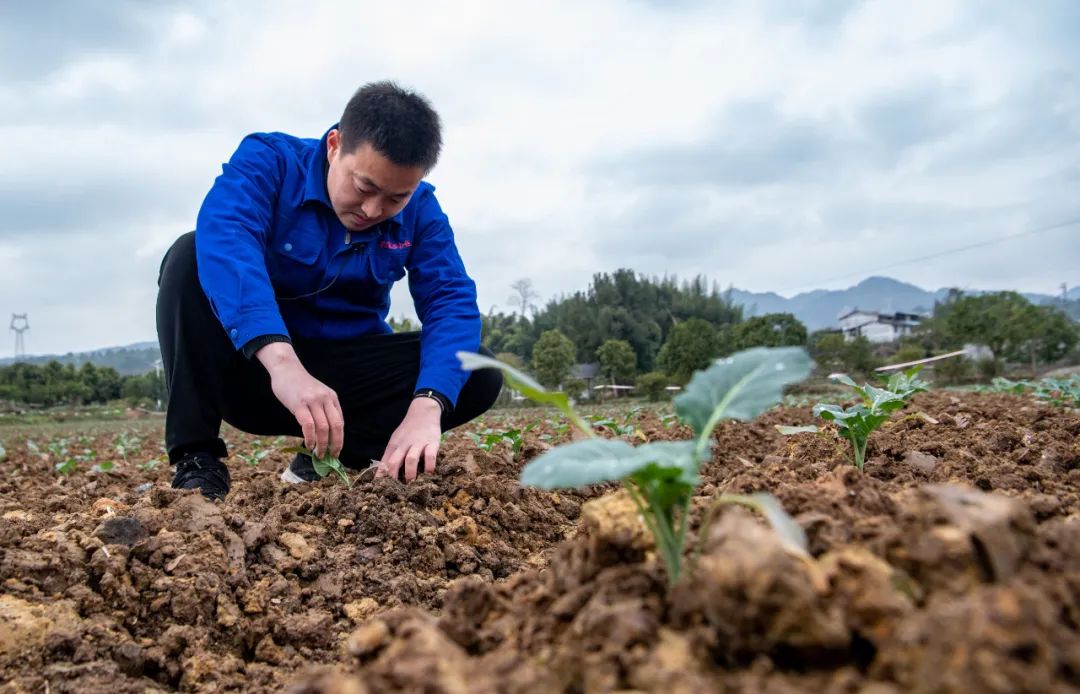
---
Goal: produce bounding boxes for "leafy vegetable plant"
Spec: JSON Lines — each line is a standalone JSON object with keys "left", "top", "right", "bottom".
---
{"left": 779, "top": 372, "right": 911, "bottom": 471}
{"left": 466, "top": 423, "right": 537, "bottom": 453}
{"left": 1032, "top": 375, "right": 1080, "bottom": 409}
{"left": 459, "top": 347, "right": 812, "bottom": 584}
{"left": 873, "top": 365, "right": 930, "bottom": 401}
{"left": 282, "top": 445, "right": 352, "bottom": 487}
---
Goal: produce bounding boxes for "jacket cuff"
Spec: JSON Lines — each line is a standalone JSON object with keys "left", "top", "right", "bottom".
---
{"left": 413, "top": 388, "right": 452, "bottom": 413}
{"left": 241, "top": 334, "right": 292, "bottom": 360}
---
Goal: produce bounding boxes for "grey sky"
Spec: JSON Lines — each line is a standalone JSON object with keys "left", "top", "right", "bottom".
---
{"left": 1, "top": 0, "right": 1077, "bottom": 356}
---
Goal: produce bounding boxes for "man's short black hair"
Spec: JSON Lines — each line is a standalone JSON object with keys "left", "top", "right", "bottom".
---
{"left": 338, "top": 81, "right": 442, "bottom": 171}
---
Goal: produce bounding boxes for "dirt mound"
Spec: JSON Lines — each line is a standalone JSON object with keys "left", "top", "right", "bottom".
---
{"left": 0, "top": 436, "right": 587, "bottom": 692}
{"left": 2, "top": 392, "right": 1078, "bottom": 692}
{"left": 300, "top": 393, "right": 1080, "bottom": 692}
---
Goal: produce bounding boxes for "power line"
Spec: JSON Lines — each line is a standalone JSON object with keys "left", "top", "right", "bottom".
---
{"left": 775, "top": 216, "right": 1080, "bottom": 294}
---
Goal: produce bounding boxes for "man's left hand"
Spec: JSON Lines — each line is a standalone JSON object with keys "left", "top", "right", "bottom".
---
{"left": 376, "top": 397, "right": 443, "bottom": 482}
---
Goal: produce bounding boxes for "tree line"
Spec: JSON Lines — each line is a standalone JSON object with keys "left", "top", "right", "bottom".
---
{"left": 478, "top": 272, "right": 1079, "bottom": 398}
{"left": 0, "top": 361, "right": 166, "bottom": 408}
{"left": 4, "top": 276, "right": 1074, "bottom": 407}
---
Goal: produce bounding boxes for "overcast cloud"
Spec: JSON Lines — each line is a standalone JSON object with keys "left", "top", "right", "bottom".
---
{"left": 1, "top": 0, "right": 1077, "bottom": 356}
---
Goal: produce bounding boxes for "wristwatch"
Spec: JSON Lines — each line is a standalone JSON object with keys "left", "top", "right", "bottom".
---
{"left": 413, "top": 388, "right": 451, "bottom": 413}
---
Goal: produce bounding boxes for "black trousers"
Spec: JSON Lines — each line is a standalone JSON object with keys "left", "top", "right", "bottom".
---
{"left": 156, "top": 232, "right": 501, "bottom": 468}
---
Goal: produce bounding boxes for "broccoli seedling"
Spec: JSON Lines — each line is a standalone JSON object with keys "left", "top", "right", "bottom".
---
{"left": 1032, "top": 375, "right": 1080, "bottom": 409}
{"left": 779, "top": 372, "right": 909, "bottom": 471}
{"left": 873, "top": 365, "right": 930, "bottom": 400}
{"left": 459, "top": 347, "right": 812, "bottom": 584}
{"left": 282, "top": 445, "right": 352, "bottom": 487}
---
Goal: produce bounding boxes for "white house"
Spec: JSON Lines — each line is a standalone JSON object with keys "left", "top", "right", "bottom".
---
{"left": 837, "top": 309, "right": 922, "bottom": 343}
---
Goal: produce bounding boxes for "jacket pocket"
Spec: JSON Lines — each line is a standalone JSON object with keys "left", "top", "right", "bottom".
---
{"left": 369, "top": 249, "right": 408, "bottom": 285}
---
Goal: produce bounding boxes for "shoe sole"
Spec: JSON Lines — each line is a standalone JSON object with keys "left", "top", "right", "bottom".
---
{"left": 280, "top": 460, "right": 382, "bottom": 485}
{"left": 280, "top": 467, "right": 310, "bottom": 485}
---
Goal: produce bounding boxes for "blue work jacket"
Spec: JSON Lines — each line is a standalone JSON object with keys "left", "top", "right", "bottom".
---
{"left": 194, "top": 127, "right": 480, "bottom": 405}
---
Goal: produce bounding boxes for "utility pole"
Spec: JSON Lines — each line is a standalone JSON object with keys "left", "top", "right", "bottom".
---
{"left": 10, "top": 314, "right": 29, "bottom": 359}
{"left": 1062, "top": 283, "right": 1068, "bottom": 308}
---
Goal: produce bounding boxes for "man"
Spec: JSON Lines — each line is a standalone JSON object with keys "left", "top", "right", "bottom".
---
{"left": 156, "top": 81, "right": 501, "bottom": 501}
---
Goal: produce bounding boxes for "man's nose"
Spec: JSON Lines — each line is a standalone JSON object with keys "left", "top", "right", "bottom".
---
{"left": 362, "top": 199, "right": 382, "bottom": 219}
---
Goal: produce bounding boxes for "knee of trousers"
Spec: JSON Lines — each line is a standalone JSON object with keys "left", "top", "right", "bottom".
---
{"left": 470, "top": 348, "right": 504, "bottom": 412}
{"left": 158, "top": 231, "right": 197, "bottom": 287}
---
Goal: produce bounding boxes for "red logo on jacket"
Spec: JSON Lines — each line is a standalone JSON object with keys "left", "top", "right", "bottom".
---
{"left": 378, "top": 240, "right": 412, "bottom": 250}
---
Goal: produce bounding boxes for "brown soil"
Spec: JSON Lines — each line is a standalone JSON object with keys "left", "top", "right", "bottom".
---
{"left": 2, "top": 391, "right": 1078, "bottom": 692}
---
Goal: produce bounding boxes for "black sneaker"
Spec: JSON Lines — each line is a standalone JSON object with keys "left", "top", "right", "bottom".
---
{"left": 280, "top": 452, "right": 321, "bottom": 484}
{"left": 171, "top": 452, "right": 231, "bottom": 501}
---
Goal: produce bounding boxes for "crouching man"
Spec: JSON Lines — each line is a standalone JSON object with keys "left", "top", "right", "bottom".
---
{"left": 156, "top": 81, "right": 501, "bottom": 501}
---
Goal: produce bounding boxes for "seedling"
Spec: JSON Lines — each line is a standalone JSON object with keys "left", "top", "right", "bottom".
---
{"left": 1032, "top": 375, "right": 1080, "bottom": 409}
{"left": 778, "top": 372, "right": 909, "bottom": 471}
{"left": 873, "top": 365, "right": 930, "bottom": 401}
{"left": 0, "top": 441, "right": 6, "bottom": 462}
{"left": 459, "top": 347, "right": 812, "bottom": 584}
{"left": 586, "top": 414, "right": 646, "bottom": 441}
{"left": 282, "top": 445, "right": 351, "bottom": 487}
{"left": 981, "top": 377, "right": 1032, "bottom": 395}
{"left": 92, "top": 461, "right": 115, "bottom": 473}
{"left": 237, "top": 448, "right": 271, "bottom": 467}
{"left": 466, "top": 423, "right": 537, "bottom": 454}
{"left": 112, "top": 430, "right": 142, "bottom": 462}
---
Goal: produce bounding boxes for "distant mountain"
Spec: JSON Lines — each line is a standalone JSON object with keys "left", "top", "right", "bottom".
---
{"left": 4, "top": 277, "right": 1075, "bottom": 363}
{"left": 732, "top": 276, "right": 1074, "bottom": 331}
{"left": 0, "top": 341, "right": 161, "bottom": 375}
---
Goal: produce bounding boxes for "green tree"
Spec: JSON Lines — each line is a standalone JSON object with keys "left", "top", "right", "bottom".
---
{"left": 635, "top": 372, "right": 670, "bottom": 402}
{"left": 531, "top": 330, "right": 577, "bottom": 388}
{"left": 493, "top": 352, "right": 525, "bottom": 370}
{"left": 842, "top": 336, "right": 879, "bottom": 374}
{"left": 809, "top": 331, "right": 846, "bottom": 370}
{"left": 388, "top": 315, "right": 419, "bottom": 332}
{"left": 656, "top": 318, "right": 719, "bottom": 383}
{"left": 924, "top": 290, "right": 1078, "bottom": 365}
{"left": 596, "top": 339, "right": 637, "bottom": 384}
{"left": 731, "top": 313, "right": 807, "bottom": 351}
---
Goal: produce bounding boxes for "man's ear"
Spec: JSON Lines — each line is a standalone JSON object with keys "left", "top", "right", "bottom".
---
{"left": 326, "top": 128, "right": 340, "bottom": 161}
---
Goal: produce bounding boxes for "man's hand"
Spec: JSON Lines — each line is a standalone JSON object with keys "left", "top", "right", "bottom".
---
{"left": 376, "top": 397, "right": 442, "bottom": 482}
{"left": 256, "top": 342, "right": 344, "bottom": 457}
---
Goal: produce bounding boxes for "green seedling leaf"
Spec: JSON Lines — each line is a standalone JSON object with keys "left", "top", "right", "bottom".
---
{"left": 282, "top": 446, "right": 352, "bottom": 487}
{"left": 55, "top": 458, "right": 78, "bottom": 475}
{"left": 676, "top": 347, "right": 813, "bottom": 460}
{"left": 713, "top": 493, "right": 809, "bottom": 557}
{"left": 92, "top": 461, "right": 115, "bottom": 473}
{"left": 862, "top": 384, "right": 907, "bottom": 412}
{"left": 775, "top": 425, "right": 820, "bottom": 435}
{"left": 829, "top": 373, "right": 859, "bottom": 389}
{"left": 457, "top": 352, "right": 594, "bottom": 436}
{"left": 0, "top": 442, "right": 6, "bottom": 462}
{"left": 521, "top": 439, "right": 699, "bottom": 489}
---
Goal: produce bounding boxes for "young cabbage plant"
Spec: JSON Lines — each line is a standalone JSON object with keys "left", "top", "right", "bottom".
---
{"left": 282, "top": 445, "right": 352, "bottom": 487}
{"left": 1032, "top": 375, "right": 1080, "bottom": 409}
{"left": 874, "top": 365, "right": 930, "bottom": 401}
{"left": 781, "top": 372, "right": 911, "bottom": 471}
{"left": 459, "top": 347, "right": 812, "bottom": 584}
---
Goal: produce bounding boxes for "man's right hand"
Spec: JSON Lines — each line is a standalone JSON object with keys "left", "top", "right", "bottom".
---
{"left": 256, "top": 342, "right": 344, "bottom": 458}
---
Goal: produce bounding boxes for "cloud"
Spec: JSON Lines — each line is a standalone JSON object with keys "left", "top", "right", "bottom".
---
{"left": 0, "top": 0, "right": 1078, "bottom": 356}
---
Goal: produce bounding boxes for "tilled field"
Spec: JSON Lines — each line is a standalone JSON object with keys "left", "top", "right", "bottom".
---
{"left": 2, "top": 392, "right": 1079, "bottom": 692}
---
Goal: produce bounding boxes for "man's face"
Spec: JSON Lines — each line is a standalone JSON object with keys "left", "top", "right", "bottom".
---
{"left": 325, "top": 129, "right": 425, "bottom": 232}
